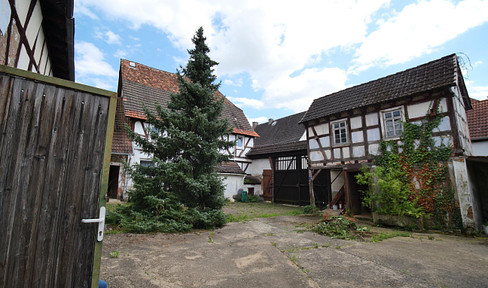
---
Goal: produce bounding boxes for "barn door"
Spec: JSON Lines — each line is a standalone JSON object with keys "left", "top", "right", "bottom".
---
{"left": 262, "top": 169, "right": 273, "bottom": 201}
{"left": 0, "top": 67, "right": 116, "bottom": 288}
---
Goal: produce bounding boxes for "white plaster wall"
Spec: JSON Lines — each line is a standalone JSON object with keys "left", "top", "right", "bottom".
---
{"left": 451, "top": 86, "right": 472, "bottom": 155}
{"left": 330, "top": 170, "right": 344, "bottom": 194}
{"left": 367, "top": 128, "right": 380, "bottom": 142}
{"left": 472, "top": 141, "right": 488, "bottom": 157}
{"left": 366, "top": 113, "right": 378, "bottom": 126}
{"left": 450, "top": 157, "right": 476, "bottom": 229}
{"left": 310, "top": 151, "right": 324, "bottom": 162}
{"left": 314, "top": 123, "right": 329, "bottom": 135}
{"left": 17, "top": 46, "right": 29, "bottom": 70}
{"left": 26, "top": 2, "right": 42, "bottom": 46}
{"left": 350, "top": 116, "right": 362, "bottom": 129}
{"left": 407, "top": 101, "right": 431, "bottom": 119}
{"left": 247, "top": 158, "right": 270, "bottom": 176}
{"left": 220, "top": 173, "right": 245, "bottom": 199}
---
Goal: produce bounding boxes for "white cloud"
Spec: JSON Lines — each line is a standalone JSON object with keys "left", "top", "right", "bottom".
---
{"left": 105, "top": 31, "right": 121, "bottom": 45}
{"left": 91, "top": 78, "right": 116, "bottom": 91}
{"left": 75, "top": 0, "right": 387, "bottom": 111}
{"left": 75, "top": 0, "right": 488, "bottom": 111}
{"left": 223, "top": 78, "right": 243, "bottom": 87}
{"left": 263, "top": 67, "right": 348, "bottom": 112}
{"left": 352, "top": 0, "right": 488, "bottom": 71}
{"left": 76, "top": 41, "right": 118, "bottom": 77}
{"left": 466, "top": 80, "right": 488, "bottom": 100}
{"left": 95, "top": 28, "right": 122, "bottom": 45}
{"left": 75, "top": 41, "right": 118, "bottom": 89}
{"left": 227, "top": 97, "right": 264, "bottom": 109}
{"left": 114, "top": 49, "right": 127, "bottom": 59}
{"left": 248, "top": 116, "right": 269, "bottom": 125}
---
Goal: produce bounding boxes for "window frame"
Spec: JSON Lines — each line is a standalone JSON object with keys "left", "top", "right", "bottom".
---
{"left": 330, "top": 119, "right": 349, "bottom": 146}
{"left": 380, "top": 106, "right": 405, "bottom": 140}
{"left": 236, "top": 135, "right": 244, "bottom": 149}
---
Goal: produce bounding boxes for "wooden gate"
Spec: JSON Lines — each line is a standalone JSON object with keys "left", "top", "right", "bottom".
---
{"left": 0, "top": 66, "right": 116, "bottom": 287}
{"left": 273, "top": 155, "right": 329, "bottom": 206}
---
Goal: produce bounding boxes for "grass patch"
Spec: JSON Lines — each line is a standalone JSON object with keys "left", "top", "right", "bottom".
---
{"left": 224, "top": 202, "right": 304, "bottom": 222}
{"left": 371, "top": 231, "right": 411, "bottom": 243}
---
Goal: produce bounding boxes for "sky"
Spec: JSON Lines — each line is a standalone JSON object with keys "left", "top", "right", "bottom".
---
{"left": 74, "top": 0, "right": 488, "bottom": 125}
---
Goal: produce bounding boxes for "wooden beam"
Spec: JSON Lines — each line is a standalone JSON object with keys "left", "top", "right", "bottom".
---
{"left": 0, "top": 65, "right": 116, "bottom": 98}
{"left": 90, "top": 92, "right": 117, "bottom": 288}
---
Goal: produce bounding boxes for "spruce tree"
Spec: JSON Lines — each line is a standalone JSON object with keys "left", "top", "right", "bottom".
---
{"left": 128, "top": 27, "right": 233, "bottom": 212}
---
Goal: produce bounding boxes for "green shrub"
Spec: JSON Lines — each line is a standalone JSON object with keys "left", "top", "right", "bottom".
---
{"left": 303, "top": 205, "right": 319, "bottom": 215}
{"left": 314, "top": 216, "right": 360, "bottom": 240}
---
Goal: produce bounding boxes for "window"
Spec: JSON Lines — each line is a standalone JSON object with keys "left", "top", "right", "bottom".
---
{"left": 382, "top": 108, "right": 403, "bottom": 138}
{"left": 236, "top": 135, "right": 244, "bottom": 149}
{"left": 140, "top": 160, "right": 154, "bottom": 167}
{"left": 332, "top": 120, "right": 348, "bottom": 145}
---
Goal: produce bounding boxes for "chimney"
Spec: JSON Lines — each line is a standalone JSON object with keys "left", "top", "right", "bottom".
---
{"left": 252, "top": 122, "right": 258, "bottom": 129}
{"left": 268, "top": 118, "right": 273, "bottom": 124}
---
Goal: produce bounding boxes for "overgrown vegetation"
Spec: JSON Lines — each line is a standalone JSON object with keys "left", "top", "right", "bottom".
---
{"left": 356, "top": 104, "right": 462, "bottom": 229}
{"left": 107, "top": 27, "right": 233, "bottom": 233}
{"left": 314, "top": 216, "right": 367, "bottom": 240}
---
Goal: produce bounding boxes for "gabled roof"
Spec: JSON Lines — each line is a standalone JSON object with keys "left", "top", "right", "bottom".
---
{"left": 301, "top": 54, "right": 470, "bottom": 124}
{"left": 467, "top": 98, "right": 488, "bottom": 140}
{"left": 247, "top": 112, "right": 307, "bottom": 157}
{"left": 216, "top": 161, "right": 245, "bottom": 174}
{"left": 119, "top": 59, "right": 258, "bottom": 137}
{"left": 112, "top": 99, "right": 132, "bottom": 154}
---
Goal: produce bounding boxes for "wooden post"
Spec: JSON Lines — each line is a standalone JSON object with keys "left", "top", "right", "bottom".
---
{"left": 309, "top": 169, "right": 316, "bottom": 207}
{"left": 91, "top": 94, "right": 117, "bottom": 288}
{"left": 343, "top": 170, "right": 350, "bottom": 211}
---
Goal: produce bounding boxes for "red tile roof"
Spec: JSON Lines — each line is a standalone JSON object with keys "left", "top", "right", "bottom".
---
{"left": 119, "top": 59, "right": 257, "bottom": 136}
{"left": 112, "top": 99, "right": 133, "bottom": 154}
{"left": 467, "top": 98, "right": 488, "bottom": 140}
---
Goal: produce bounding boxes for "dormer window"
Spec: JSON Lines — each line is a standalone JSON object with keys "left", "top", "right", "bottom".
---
{"left": 236, "top": 135, "right": 244, "bottom": 149}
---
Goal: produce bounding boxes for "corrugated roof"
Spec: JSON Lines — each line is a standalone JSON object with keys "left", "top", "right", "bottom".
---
{"left": 119, "top": 59, "right": 255, "bottom": 133}
{"left": 301, "top": 54, "right": 468, "bottom": 123}
{"left": 467, "top": 98, "right": 488, "bottom": 140}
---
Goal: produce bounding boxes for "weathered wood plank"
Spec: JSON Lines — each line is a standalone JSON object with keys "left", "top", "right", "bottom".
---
{"left": 0, "top": 67, "right": 115, "bottom": 288}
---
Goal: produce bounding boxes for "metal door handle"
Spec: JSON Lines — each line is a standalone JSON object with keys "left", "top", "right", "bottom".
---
{"left": 81, "top": 206, "right": 106, "bottom": 241}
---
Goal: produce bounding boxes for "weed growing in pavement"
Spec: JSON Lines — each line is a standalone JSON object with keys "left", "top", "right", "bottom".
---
{"left": 313, "top": 216, "right": 367, "bottom": 240}
{"left": 371, "top": 231, "right": 411, "bottom": 243}
{"left": 109, "top": 251, "right": 120, "bottom": 258}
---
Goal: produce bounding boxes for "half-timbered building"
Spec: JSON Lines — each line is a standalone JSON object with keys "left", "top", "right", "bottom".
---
{"left": 0, "top": 0, "right": 74, "bottom": 80}
{"left": 300, "top": 54, "right": 482, "bottom": 229}
{"left": 247, "top": 112, "right": 328, "bottom": 205}
{"left": 110, "top": 59, "right": 258, "bottom": 200}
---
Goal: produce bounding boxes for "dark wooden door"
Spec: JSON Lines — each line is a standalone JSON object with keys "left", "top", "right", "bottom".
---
{"left": 0, "top": 67, "right": 115, "bottom": 287}
{"left": 262, "top": 169, "right": 272, "bottom": 201}
{"left": 108, "top": 165, "right": 120, "bottom": 199}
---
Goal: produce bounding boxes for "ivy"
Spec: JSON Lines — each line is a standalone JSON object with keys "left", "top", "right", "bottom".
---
{"left": 357, "top": 102, "right": 461, "bottom": 228}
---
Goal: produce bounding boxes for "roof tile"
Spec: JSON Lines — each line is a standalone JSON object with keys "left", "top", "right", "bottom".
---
{"left": 467, "top": 98, "right": 488, "bottom": 139}
{"left": 301, "top": 54, "right": 465, "bottom": 123}
{"left": 119, "top": 59, "right": 255, "bottom": 133}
